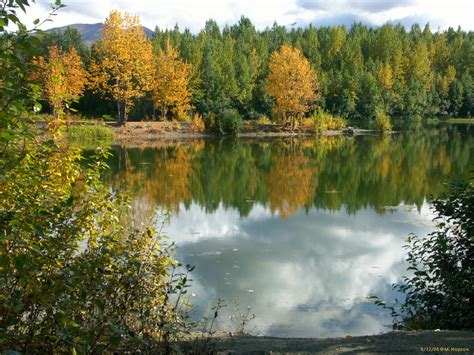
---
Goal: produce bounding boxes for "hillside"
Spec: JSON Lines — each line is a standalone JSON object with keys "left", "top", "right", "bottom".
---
{"left": 46, "top": 23, "right": 154, "bottom": 45}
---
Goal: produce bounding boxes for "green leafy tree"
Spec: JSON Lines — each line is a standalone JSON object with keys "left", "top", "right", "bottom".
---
{"left": 198, "top": 22, "right": 239, "bottom": 115}
{"left": 356, "top": 71, "right": 382, "bottom": 120}
{"left": 377, "top": 181, "right": 473, "bottom": 330}
{"left": 301, "top": 25, "right": 321, "bottom": 69}
{"left": 39, "top": 27, "right": 88, "bottom": 60}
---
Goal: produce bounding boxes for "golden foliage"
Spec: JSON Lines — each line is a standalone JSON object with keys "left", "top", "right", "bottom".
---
{"left": 256, "top": 116, "right": 272, "bottom": 124}
{"left": 188, "top": 113, "right": 205, "bottom": 133}
{"left": 300, "top": 117, "right": 316, "bottom": 129}
{"left": 88, "top": 10, "right": 153, "bottom": 124}
{"left": 151, "top": 40, "right": 193, "bottom": 121}
{"left": 31, "top": 46, "right": 87, "bottom": 116}
{"left": 378, "top": 63, "right": 394, "bottom": 90}
{"left": 266, "top": 45, "right": 319, "bottom": 128}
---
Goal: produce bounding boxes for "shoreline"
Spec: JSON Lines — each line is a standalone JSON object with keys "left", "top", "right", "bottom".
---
{"left": 181, "top": 330, "right": 474, "bottom": 354}
{"left": 108, "top": 121, "right": 378, "bottom": 144}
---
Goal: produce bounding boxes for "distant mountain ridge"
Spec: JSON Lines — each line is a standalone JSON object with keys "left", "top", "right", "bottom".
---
{"left": 46, "top": 23, "right": 154, "bottom": 45}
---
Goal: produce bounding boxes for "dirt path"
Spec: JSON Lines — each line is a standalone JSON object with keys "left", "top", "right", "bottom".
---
{"left": 188, "top": 331, "right": 473, "bottom": 354}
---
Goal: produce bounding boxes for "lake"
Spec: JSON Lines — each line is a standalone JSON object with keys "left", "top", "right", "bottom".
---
{"left": 106, "top": 124, "right": 473, "bottom": 338}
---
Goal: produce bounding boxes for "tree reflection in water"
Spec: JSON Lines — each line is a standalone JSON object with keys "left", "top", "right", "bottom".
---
{"left": 106, "top": 125, "right": 473, "bottom": 219}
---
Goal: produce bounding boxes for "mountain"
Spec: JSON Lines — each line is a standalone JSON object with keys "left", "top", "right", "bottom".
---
{"left": 46, "top": 23, "right": 154, "bottom": 45}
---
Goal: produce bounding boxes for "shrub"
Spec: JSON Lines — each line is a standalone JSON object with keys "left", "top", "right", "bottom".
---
{"left": 373, "top": 109, "right": 393, "bottom": 132}
{"left": 375, "top": 180, "right": 474, "bottom": 330}
{"left": 215, "top": 108, "right": 243, "bottom": 136}
{"left": 0, "top": 139, "right": 191, "bottom": 352}
{"left": 189, "top": 112, "right": 205, "bottom": 133}
{"left": 311, "top": 110, "right": 347, "bottom": 132}
{"left": 300, "top": 117, "right": 316, "bottom": 129}
{"left": 256, "top": 116, "right": 272, "bottom": 125}
{"left": 0, "top": 4, "right": 191, "bottom": 351}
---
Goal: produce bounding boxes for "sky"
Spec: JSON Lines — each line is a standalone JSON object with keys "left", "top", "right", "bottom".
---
{"left": 19, "top": 0, "right": 474, "bottom": 32}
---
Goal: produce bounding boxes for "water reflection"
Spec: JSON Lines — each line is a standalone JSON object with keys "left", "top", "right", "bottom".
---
{"left": 106, "top": 125, "right": 473, "bottom": 337}
{"left": 166, "top": 202, "right": 434, "bottom": 337}
{"left": 107, "top": 125, "right": 473, "bottom": 219}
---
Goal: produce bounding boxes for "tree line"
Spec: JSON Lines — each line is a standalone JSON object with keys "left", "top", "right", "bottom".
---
{"left": 35, "top": 11, "right": 473, "bottom": 127}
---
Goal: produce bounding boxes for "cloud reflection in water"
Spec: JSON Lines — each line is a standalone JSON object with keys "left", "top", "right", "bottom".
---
{"left": 164, "top": 201, "right": 435, "bottom": 337}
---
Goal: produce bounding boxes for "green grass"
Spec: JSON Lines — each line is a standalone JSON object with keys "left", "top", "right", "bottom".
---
{"left": 427, "top": 117, "right": 474, "bottom": 124}
{"left": 67, "top": 124, "right": 114, "bottom": 149}
{"left": 68, "top": 124, "right": 114, "bottom": 140}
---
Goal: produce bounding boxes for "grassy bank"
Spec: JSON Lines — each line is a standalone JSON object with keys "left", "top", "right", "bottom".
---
{"left": 427, "top": 117, "right": 474, "bottom": 124}
{"left": 67, "top": 124, "right": 114, "bottom": 140}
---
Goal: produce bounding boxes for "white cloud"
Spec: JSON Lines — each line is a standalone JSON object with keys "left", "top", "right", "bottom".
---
{"left": 14, "top": 0, "right": 473, "bottom": 32}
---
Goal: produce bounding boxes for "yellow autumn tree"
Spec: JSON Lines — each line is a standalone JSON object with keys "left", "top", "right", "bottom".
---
{"left": 378, "top": 63, "right": 394, "bottom": 90}
{"left": 89, "top": 10, "right": 153, "bottom": 125}
{"left": 31, "top": 46, "right": 87, "bottom": 118}
{"left": 266, "top": 45, "right": 319, "bottom": 129}
{"left": 151, "top": 39, "right": 193, "bottom": 121}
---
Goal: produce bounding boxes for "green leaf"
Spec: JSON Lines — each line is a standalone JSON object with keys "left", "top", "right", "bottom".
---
{"left": 33, "top": 102, "right": 42, "bottom": 113}
{"left": 109, "top": 334, "right": 122, "bottom": 347}
{"left": 67, "top": 320, "right": 80, "bottom": 329}
{"left": 34, "top": 227, "right": 44, "bottom": 237}
{"left": 66, "top": 196, "right": 74, "bottom": 206}
{"left": 7, "top": 14, "right": 19, "bottom": 24}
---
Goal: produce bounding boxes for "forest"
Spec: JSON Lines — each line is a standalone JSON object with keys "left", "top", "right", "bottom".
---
{"left": 33, "top": 11, "right": 473, "bottom": 128}
{"left": 1, "top": 0, "right": 473, "bottom": 352}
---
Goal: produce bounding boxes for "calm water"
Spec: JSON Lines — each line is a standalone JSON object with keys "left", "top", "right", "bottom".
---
{"left": 106, "top": 124, "right": 473, "bottom": 338}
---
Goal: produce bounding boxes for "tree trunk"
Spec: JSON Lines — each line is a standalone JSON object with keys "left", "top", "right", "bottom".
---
{"left": 123, "top": 101, "right": 128, "bottom": 124}
{"left": 117, "top": 101, "right": 126, "bottom": 126}
{"left": 117, "top": 101, "right": 122, "bottom": 126}
{"left": 161, "top": 102, "right": 168, "bottom": 121}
